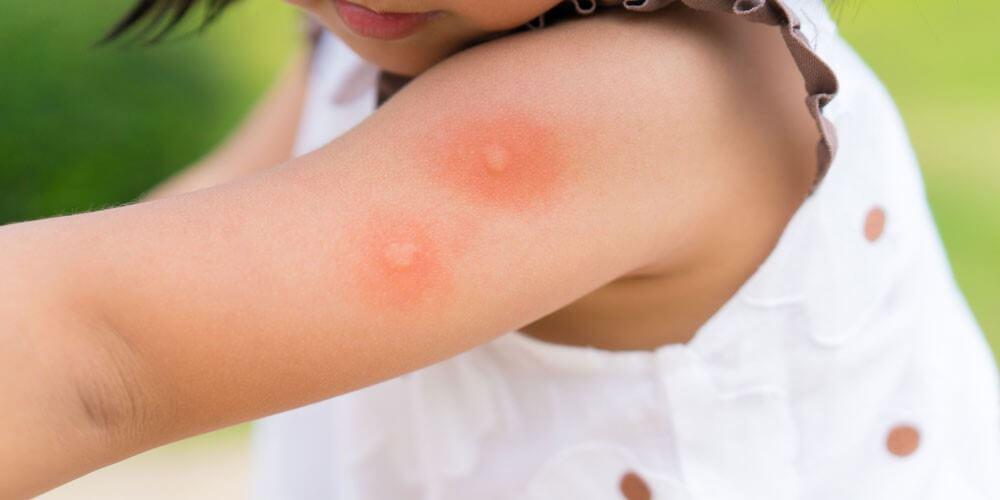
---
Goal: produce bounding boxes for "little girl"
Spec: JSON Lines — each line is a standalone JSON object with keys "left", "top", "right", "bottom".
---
{"left": 3, "top": 0, "right": 998, "bottom": 498}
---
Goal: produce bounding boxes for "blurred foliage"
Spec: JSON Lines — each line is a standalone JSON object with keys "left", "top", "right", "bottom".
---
{"left": 0, "top": 0, "right": 298, "bottom": 221}
{"left": 0, "top": 0, "right": 997, "bottom": 357}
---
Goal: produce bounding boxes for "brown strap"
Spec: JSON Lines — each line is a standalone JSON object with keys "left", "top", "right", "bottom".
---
{"left": 618, "top": 0, "right": 839, "bottom": 189}
{"left": 377, "top": 71, "right": 414, "bottom": 107}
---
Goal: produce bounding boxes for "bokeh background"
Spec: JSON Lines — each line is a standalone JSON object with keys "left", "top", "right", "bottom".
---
{"left": 3, "top": 0, "right": 997, "bottom": 497}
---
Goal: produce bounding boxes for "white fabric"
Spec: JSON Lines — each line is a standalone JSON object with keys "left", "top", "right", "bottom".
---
{"left": 251, "top": 4, "right": 1000, "bottom": 498}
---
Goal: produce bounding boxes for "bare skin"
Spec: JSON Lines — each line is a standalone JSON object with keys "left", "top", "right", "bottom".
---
{"left": 0, "top": 6, "right": 817, "bottom": 498}
{"left": 422, "top": 110, "right": 573, "bottom": 211}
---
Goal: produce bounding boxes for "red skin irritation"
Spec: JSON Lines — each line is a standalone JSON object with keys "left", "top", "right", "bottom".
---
{"left": 425, "top": 112, "right": 569, "bottom": 211}
{"left": 353, "top": 212, "right": 455, "bottom": 312}
{"left": 351, "top": 113, "right": 566, "bottom": 311}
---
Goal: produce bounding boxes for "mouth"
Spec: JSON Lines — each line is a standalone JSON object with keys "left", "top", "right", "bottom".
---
{"left": 332, "top": 0, "right": 440, "bottom": 40}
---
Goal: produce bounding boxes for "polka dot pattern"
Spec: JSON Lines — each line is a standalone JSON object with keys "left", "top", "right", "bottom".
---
{"left": 619, "top": 471, "right": 652, "bottom": 500}
{"left": 886, "top": 424, "right": 920, "bottom": 457}
{"left": 864, "top": 206, "right": 886, "bottom": 242}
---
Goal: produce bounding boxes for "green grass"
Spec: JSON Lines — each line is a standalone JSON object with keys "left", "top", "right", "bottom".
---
{"left": 0, "top": 0, "right": 997, "bottom": 358}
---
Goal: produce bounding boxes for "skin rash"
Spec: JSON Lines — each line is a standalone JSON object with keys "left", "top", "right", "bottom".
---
{"left": 423, "top": 111, "right": 571, "bottom": 211}
{"left": 354, "top": 210, "right": 456, "bottom": 311}
{"left": 353, "top": 111, "right": 572, "bottom": 311}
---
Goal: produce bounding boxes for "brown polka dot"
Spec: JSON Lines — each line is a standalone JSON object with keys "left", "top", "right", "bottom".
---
{"left": 619, "top": 471, "right": 652, "bottom": 500}
{"left": 886, "top": 424, "right": 921, "bottom": 457}
{"left": 864, "top": 206, "right": 886, "bottom": 242}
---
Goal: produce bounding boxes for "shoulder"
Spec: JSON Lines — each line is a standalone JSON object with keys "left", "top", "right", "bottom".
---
{"left": 432, "top": 7, "right": 812, "bottom": 264}
{"left": 365, "top": 6, "right": 819, "bottom": 273}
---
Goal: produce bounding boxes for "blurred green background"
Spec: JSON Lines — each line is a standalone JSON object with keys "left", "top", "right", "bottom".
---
{"left": 3, "top": 0, "right": 999, "bottom": 496}
{"left": 0, "top": 0, "right": 298, "bottom": 219}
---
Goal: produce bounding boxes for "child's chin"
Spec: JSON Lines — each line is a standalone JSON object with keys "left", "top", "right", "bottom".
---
{"left": 354, "top": 45, "right": 438, "bottom": 75}
{"left": 328, "top": 26, "right": 468, "bottom": 75}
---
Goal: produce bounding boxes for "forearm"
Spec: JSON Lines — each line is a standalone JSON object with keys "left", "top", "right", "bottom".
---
{"left": 2, "top": 178, "right": 375, "bottom": 498}
{"left": 0, "top": 49, "right": 309, "bottom": 492}
{"left": 0, "top": 220, "right": 137, "bottom": 498}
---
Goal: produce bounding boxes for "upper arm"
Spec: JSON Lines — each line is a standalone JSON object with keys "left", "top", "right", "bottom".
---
{"left": 64, "top": 9, "right": 810, "bottom": 461}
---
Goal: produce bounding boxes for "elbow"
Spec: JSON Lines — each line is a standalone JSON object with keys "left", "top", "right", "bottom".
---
{"left": 73, "top": 352, "right": 151, "bottom": 444}
{"left": 70, "top": 323, "right": 165, "bottom": 449}
{"left": 0, "top": 223, "right": 169, "bottom": 494}
{"left": 4, "top": 221, "right": 166, "bottom": 447}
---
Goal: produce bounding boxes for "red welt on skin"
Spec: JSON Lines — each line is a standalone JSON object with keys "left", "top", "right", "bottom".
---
{"left": 353, "top": 211, "right": 454, "bottom": 311}
{"left": 424, "top": 112, "right": 570, "bottom": 211}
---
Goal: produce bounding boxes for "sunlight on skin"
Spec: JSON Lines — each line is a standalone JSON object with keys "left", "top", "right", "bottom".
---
{"left": 422, "top": 112, "right": 571, "bottom": 211}
{"left": 353, "top": 210, "right": 457, "bottom": 310}
{"left": 350, "top": 111, "right": 573, "bottom": 312}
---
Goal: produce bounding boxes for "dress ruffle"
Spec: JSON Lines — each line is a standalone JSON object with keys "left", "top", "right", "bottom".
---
{"left": 533, "top": 0, "right": 840, "bottom": 190}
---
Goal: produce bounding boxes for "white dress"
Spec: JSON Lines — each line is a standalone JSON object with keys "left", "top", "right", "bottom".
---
{"left": 250, "top": 1, "right": 1000, "bottom": 498}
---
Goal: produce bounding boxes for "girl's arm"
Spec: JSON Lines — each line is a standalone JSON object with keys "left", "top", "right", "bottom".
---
{"left": 1, "top": 11, "right": 813, "bottom": 498}
{"left": 142, "top": 50, "right": 311, "bottom": 200}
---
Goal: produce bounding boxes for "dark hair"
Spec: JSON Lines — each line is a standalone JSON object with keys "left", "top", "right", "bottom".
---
{"left": 103, "top": 0, "right": 240, "bottom": 44}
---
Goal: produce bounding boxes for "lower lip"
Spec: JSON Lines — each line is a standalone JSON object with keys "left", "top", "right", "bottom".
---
{"left": 332, "top": 0, "right": 438, "bottom": 40}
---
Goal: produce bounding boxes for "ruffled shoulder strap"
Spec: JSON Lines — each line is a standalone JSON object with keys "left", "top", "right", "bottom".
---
{"left": 541, "top": 0, "right": 839, "bottom": 189}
